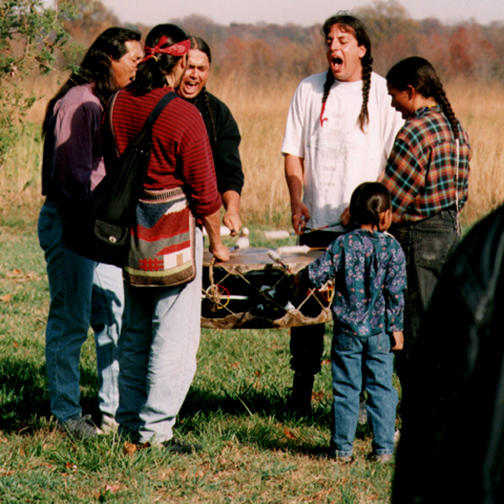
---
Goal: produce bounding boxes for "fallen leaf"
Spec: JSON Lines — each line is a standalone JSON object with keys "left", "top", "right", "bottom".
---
{"left": 104, "top": 484, "right": 121, "bottom": 493}
{"left": 123, "top": 441, "right": 137, "bottom": 456}
{"left": 283, "top": 427, "right": 297, "bottom": 440}
{"left": 65, "top": 462, "right": 77, "bottom": 472}
{"left": 0, "top": 294, "right": 12, "bottom": 303}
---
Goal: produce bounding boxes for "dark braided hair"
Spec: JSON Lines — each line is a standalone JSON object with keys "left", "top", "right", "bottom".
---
{"left": 188, "top": 36, "right": 218, "bottom": 143}
{"left": 131, "top": 24, "right": 187, "bottom": 96}
{"left": 349, "top": 182, "right": 391, "bottom": 229}
{"left": 386, "top": 56, "right": 460, "bottom": 140}
{"left": 320, "top": 14, "right": 373, "bottom": 131}
{"left": 42, "top": 27, "right": 141, "bottom": 138}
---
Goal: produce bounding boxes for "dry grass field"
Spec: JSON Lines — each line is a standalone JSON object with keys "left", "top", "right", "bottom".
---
{"left": 2, "top": 73, "right": 503, "bottom": 229}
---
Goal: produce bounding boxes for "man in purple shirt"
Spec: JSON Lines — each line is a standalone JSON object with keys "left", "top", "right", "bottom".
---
{"left": 38, "top": 27, "right": 143, "bottom": 440}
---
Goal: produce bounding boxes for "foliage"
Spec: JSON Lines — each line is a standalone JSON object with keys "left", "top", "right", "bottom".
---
{"left": 0, "top": 0, "right": 71, "bottom": 168}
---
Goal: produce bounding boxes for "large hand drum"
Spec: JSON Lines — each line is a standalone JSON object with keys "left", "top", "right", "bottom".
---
{"left": 201, "top": 247, "right": 333, "bottom": 329}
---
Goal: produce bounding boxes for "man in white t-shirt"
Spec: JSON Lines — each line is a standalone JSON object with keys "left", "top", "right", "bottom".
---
{"left": 282, "top": 13, "right": 403, "bottom": 416}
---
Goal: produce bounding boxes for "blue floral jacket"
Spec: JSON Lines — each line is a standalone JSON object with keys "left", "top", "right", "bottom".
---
{"left": 307, "top": 228, "right": 406, "bottom": 337}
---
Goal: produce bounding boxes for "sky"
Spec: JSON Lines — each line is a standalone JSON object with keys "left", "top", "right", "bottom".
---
{"left": 102, "top": 0, "right": 504, "bottom": 27}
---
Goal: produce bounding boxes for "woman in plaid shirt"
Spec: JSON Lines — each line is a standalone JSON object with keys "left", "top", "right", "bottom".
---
{"left": 381, "top": 56, "right": 471, "bottom": 420}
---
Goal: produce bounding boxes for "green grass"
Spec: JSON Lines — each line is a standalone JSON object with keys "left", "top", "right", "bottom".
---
{"left": 0, "top": 214, "right": 397, "bottom": 503}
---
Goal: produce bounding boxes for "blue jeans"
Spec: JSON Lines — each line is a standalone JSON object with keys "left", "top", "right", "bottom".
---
{"left": 38, "top": 201, "right": 123, "bottom": 422}
{"left": 330, "top": 330, "right": 397, "bottom": 457}
{"left": 117, "top": 228, "right": 203, "bottom": 444}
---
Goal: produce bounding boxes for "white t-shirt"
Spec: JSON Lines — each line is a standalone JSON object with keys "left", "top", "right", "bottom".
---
{"left": 282, "top": 71, "right": 403, "bottom": 231}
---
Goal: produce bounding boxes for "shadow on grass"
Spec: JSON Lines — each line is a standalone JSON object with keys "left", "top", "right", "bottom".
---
{"left": 181, "top": 384, "right": 333, "bottom": 432}
{"left": 181, "top": 385, "right": 375, "bottom": 455}
{"left": 0, "top": 356, "right": 100, "bottom": 433}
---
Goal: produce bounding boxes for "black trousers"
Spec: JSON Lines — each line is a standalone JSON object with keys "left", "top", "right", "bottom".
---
{"left": 289, "top": 230, "right": 341, "bottom": 376}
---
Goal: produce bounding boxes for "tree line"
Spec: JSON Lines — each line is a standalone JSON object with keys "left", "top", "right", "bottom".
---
{"left": 1, "top": 0, "right": 503, "bottom": 167}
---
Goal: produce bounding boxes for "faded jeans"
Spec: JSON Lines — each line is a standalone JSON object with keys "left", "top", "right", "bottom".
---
{"left": 38, "top": 200, "right": 123, "bottom": 422}
{"left": 117, "top": 228, "right": 203, "bottom": 444}
{"left": 331, "top": 330, "right": 397, "bottom": 457}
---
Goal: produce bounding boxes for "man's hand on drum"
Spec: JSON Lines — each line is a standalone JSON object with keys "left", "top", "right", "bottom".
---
{"left": 340, "top": 207, "right": 351, "bottom": 227}
{"left": 291, "top": 201, "right": 310, "bottom": 235}
{"left": 210, "top": 242, "right": 230, "bottom": 262}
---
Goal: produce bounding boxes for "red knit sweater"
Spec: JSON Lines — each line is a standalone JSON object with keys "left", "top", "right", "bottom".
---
{"left": 111, "top": 86, "right": 221, "bottom": 218}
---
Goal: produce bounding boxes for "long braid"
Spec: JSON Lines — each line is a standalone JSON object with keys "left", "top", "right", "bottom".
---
{"left": 202, "top": 88, "right": 218, "bottom": 144}
{"left": 434, "top": 86, "right": 460, "bottom": 141}
{"left": 358, "top": 54, "right": 373, "bottom": 131}
{"left": 319, "top": 70, "right": 335, "bottom": 127}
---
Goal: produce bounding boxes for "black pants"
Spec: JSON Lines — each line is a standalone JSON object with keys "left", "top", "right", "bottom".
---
{"left": 390, "top": 208, "right": 458, "bottom": 416}
{"left": 289, "top": 230, "right": 341, "bottom": 376}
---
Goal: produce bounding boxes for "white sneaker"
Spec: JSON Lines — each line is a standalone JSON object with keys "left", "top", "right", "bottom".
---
{"left": 100, "top": 415, "right": 119, "bottom": 434}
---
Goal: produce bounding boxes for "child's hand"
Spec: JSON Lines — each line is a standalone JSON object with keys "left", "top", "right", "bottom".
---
{"left": 391, "top": 331, "right": 404, "bottom": 351}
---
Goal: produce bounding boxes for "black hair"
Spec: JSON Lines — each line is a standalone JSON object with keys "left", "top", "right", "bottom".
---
{"left": 320, "top": 14, "right": 373, "bottom": 132}
{"left": 189, "top": 35, "right": 211, "bottom": 64}
{"left": 131, "top": 24, "right": 187, "bottom": 96}
{"left": 349, "top": 182, "right": 391, "bottom": 229}
{"left": 186, "top": 35, "right": 217, "bottom": 143}
{"left": 42, "top": 27, "right": 141, "bottom": 137}
{"left": 386, "top": 56, "right": 460, "bottom": 140}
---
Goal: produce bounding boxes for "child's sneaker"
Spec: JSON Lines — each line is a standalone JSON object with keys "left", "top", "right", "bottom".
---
{"left": 369, "top": 452, "right": 394, "bottom": 463}
{"left": 60, "top": 414, "right": 102, "bottom": 440}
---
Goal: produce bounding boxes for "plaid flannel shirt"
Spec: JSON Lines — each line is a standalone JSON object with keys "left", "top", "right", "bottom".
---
{"left": 382, "top": 106, "right": 471, "bottom": 223}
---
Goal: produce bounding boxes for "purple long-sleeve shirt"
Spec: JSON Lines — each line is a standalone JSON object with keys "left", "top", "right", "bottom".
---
{"left": 42, "top": 83, "right": 106, "bottom": 201}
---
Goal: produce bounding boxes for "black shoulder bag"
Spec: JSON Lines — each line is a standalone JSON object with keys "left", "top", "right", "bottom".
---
{"left": 64, "top": 91, "right": 177, "bottom": 266}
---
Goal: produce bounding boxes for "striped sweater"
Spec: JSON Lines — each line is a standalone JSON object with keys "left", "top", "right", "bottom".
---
{"left": 111, "top": 86, "right": 221, "bottom": 218}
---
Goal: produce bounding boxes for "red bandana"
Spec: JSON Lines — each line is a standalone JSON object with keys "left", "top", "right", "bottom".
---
{"left": 141, "top": 37, "right": 191, "bottom": 63}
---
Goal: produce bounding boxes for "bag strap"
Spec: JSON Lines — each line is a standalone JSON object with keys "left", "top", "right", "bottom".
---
{"left": 142, "top": 91, "right": 177, "bottom": 131}
{"left": 106, "top": 90, "right": 178, "bottom": 158}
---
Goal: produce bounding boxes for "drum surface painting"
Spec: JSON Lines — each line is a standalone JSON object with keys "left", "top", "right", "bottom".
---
{"left": 202, "top": 247, "right": 333, "bottom": 329}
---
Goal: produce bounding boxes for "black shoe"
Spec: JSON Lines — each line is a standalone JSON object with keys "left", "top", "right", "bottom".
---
{"left": 287, "top": 373, "right": 314, "bottom": 416}
{"left": 162, "top": 438, "right": 201, "bottom": 454}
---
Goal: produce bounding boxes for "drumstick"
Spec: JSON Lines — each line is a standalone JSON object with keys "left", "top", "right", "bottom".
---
{"left": 267, "top": 250, "right": 293, "bottom": 274}
{"left": 276, "top": 245, "right": 326, "bottom": 255}
{"left": 304, "top": 220, "right": 342, "bottom": 233}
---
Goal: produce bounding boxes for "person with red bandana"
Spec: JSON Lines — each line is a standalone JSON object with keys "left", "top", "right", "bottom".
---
{"left": 111, "top": 24, "right": 229, "bottom": 451}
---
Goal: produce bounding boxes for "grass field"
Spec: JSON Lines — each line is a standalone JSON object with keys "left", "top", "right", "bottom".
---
{"left": 1, "top": 72, "right": 503, "bottom": 502}
{"left": 0, "top": 219, "right": 396, "bottom": 503}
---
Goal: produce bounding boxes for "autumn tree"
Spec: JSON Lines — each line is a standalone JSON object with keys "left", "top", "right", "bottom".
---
{"left": 0, "top": 0, "right": 70, "bottom": 166}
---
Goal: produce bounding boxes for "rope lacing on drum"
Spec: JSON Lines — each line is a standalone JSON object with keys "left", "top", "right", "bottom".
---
{"left": 202, "top": 257, "right": 335, "bottom": 317}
